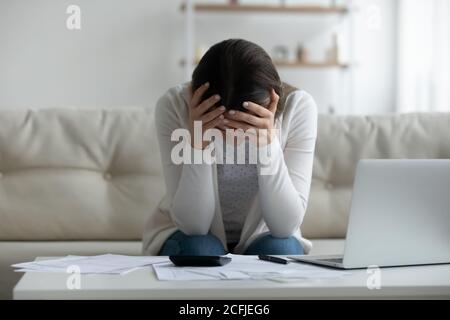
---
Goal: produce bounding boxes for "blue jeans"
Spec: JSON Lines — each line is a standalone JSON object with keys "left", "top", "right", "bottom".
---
{"left": 158, "top": 231, "right": 304, "bottom": 256}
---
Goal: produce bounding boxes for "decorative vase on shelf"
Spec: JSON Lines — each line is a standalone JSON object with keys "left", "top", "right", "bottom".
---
{"left": 195, "top": 45, "right": 209, "bottom": 63}
{"left": 296, "top": 43, "right": 309, "bottom": 63}
{"left": 326, "top": 33, "right": 340, "bottom": 64}
{"left": 272, "top": 45, "right": 290, "bottom": 63}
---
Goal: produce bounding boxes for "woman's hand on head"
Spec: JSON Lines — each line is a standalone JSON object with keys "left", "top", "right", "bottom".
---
{"left": 223, "top": 89, "right": 279, "bottom": 146}
{"left": 188, "top": 82, "right": 226, "bottom": 150}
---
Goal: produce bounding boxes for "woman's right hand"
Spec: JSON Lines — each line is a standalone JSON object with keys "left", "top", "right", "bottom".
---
{"left": 189, "top": 82, "right": 226, "bottom": 150}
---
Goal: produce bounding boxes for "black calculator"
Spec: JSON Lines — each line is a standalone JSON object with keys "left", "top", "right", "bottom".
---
{"left": 169, "top": 255, "right": 232, "bottom": 267}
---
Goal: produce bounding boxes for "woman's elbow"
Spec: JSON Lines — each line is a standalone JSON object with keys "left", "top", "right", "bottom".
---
{"left": 170, "top": 204, "right": 214, "bottom": 236}
{"left": 176, "top": 223, "right": 210, "bottom": 236}
{"left": 268, "top": 224, "right": 299, "bottom": 239}
{"left": 266, "top": 208, "right": 305, "bottom": 238}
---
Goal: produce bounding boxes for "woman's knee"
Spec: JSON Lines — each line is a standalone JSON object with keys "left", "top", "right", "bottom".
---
{"left": 158, "top": 231, "right": 226, "bottom": 256}
{"left": 244, "top": 233, "right": 304, "bottom": 255}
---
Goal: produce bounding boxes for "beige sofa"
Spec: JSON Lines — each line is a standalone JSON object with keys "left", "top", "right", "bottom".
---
{"left": 0, "top": 108, "right": 449, "bottom": 299}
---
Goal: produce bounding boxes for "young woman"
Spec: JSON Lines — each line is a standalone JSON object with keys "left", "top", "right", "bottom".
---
{"left": 142, "top": 39, "right": 317, "bottom": 256}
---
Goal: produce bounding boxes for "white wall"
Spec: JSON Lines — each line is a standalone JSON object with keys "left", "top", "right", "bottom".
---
{"left": 0, "top": 0, "right": 397, "bottom": 114}
{"left": 0, "top": 0, "right": 185, "bottom": 109}
{"left": 352, "top": 0, "right": 398, "bottom": 114}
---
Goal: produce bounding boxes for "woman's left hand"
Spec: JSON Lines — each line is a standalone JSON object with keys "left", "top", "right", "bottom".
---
{"left": 223, "top": 89, "right": 279, "bottom": 146}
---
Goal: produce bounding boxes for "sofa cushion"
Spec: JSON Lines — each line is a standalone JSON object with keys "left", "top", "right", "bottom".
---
{"left": 0, "top": 108, "right": 165, "bottom": 240}
{"left": 302, "top": 113, "right": 450, "bottom": 239}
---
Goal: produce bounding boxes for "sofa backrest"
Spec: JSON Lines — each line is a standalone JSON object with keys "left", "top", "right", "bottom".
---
{"left": 302, "top": 112, "right": 450, "bottom": 238}
{"left": 0, "top": 109, "right": 449, "bottom": 240}
{"left": 0, "top": 108, "right": 164, "bottom": 240}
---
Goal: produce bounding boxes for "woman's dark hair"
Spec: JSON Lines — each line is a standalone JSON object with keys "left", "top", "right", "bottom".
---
{"left": 192, "top": 39, "right": 284, "bottom": 117}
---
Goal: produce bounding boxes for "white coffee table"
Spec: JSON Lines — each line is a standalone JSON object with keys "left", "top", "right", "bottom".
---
{"left": 13, "top": 257, "right": 450, "bottom": 300}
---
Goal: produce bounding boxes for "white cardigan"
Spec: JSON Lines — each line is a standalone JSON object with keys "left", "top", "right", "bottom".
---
{"left": 142, "top": 83, "right": 318, "bottom": 255}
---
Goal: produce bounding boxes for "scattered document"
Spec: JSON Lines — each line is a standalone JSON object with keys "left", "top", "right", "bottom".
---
{"left": 153, "top": 254, "right": 351, "bottom": 281}
{"left": 12, "top": 254, "right": 169, "bottom": 275}
{"left": 13, "top": 254, "right": 351, "bottom": 280}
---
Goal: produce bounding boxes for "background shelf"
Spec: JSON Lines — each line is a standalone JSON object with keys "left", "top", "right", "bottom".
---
{"left": 275, "top": 61, "right": 349, "bottom": 68}
{"left": 181, "top": 59, "right": 349, "bottom": 69}
{"left": 181, "top": 0, "right": 355, "bottom": 113}
{"left": 181, "top": 3, "right": 349, "bottom": 14}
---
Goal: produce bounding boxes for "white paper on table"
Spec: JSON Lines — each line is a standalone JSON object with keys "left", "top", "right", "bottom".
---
{"left": 153, "top": 263, "right": 223, "bottom": 280}
{"left": 153, "top": 254, "right": 351, "bottom": 281}
{"left": 12, "top": 254, "right": 170, "bottom": 274}
{"left": 12, "top": 255, "right": 85, "bottom": 269}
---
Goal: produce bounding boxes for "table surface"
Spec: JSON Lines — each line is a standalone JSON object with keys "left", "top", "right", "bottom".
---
{"left": 13, "top": 256, "right": 450, "bottom": 300}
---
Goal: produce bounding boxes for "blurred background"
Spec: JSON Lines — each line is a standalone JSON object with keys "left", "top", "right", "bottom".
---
{"left": 0, "top": 0, "right": 448, "bottom": 115}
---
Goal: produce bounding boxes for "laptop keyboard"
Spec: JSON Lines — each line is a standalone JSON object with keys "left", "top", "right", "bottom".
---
{"left": 317, "top": 258, "right": 343, "bottom": 263}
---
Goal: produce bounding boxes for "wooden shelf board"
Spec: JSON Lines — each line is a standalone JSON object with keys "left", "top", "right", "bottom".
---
{"left": 180, "top": 59, "right": 349, "bottom": 69}
{"left": 181, "top": 3, "right": 349, "bottom": 14}
{"left": 275, "top": 61, "right": 349, "bottom": 68}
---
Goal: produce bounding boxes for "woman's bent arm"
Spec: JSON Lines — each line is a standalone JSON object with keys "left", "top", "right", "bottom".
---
{"left": 155, "top": 92, "right": 216, "bottom": 235}
{"left": 258, "top": 92, "right": 318, "bottom": 238}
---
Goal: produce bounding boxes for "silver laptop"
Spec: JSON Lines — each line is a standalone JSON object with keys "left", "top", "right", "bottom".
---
{"left": 290, "top": 159, "right": 450, "bottom": 269}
